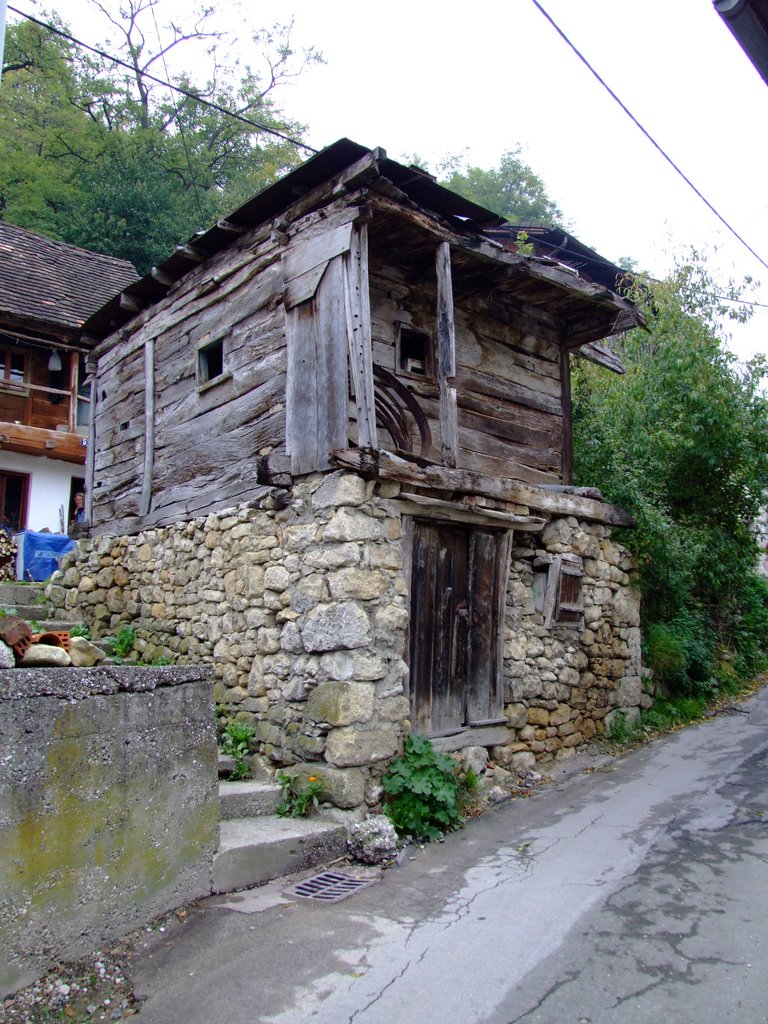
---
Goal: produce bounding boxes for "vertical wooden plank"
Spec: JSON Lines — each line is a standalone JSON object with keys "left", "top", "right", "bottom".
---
{"left": 435, "top": 241, "right": 459, "bottom": 468}
{"left": 314, "top": 255, "right": 349, "bottom": 460}
{"left": 84, "top": 354, "right": 97, "bottom": 525}
{"left": 285, "top": 301, "right": 319, "bottom": 475}
{"left": 466, "top": 528, "right": 512, "bottom": 725}
{"left": 343, "top": 222, "right": 378, "bottom": 449}
{"left": 560, "top": 347, "right": 573, "bottom": 484}
{"left": 140, "top": 337, "right": 155, "bottom": 517}
{"left": 67, "top": 351, "right": 78, "bottom": 432}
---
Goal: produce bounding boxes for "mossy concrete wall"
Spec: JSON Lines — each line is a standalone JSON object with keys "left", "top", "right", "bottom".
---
{"left": 0, "top": 666, "right": 218, "bottom": 996}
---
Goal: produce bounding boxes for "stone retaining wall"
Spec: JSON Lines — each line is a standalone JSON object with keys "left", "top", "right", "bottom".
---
{"left": 0, "top": 666, "right": 217, "bottom": 996}
{"left": 46, "top": 473, "right": 644, "bottom": 811}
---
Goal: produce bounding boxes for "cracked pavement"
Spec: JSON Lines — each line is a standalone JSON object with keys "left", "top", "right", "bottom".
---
{"left": 130, "top": 688, "right": 768, "bottom": 1024}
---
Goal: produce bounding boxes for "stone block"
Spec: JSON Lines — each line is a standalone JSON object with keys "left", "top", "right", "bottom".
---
{"left": 320, "top": 650, "right": 388, "bottom": 681}
{"left": 327, "top": 568, "right": 389, "bottom": 601}
{"left": 306, "top": 680, "right": 375, "bottom": 727}
{"left": 312, "top": 473, "right": 368, "bottom": 509}
{"left": 616, "top": 675, "right": 642, "bottom": 707}
{"left": 322, "top": 509, "right": 384, "bottom": 543}
{"left": 283, "top": 764, "right": 366, "bottom": 809}
{"left": 504, "top": 702, "right": 528, "bottom": 729}
{"left": 301, "top": 602, "right": 370, "bottom": 652}
{"left": 548, "top": 703, "right": 572, "bottom": 727}
{"left": 324, "top": 726, "right": 399, "bottom": 766}
{"left": 527, "top": 707, "right": 550, "bottom": 726}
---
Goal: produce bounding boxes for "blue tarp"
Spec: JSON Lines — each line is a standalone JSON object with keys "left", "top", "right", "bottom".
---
{"left": 15, "top": 531, "right": 75, "bottom": 582}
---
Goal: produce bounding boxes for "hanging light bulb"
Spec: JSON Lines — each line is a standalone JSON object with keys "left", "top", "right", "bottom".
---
{"left": 48, "top": 350, "right": 62, "bottom": 372}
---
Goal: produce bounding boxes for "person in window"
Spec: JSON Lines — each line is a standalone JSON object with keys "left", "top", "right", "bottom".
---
{"left": 70, "top": 492, "right": 85, "bottom": 528}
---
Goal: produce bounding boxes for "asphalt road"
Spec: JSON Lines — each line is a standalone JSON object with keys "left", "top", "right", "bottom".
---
{"left": 131, "top": 688, "right": 768, "bottom": 1024}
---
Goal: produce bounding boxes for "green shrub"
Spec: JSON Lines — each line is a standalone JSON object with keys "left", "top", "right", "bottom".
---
{"left": 381, "top": 735, "right": 463, "bottom": 842}
{"left": 69, "top": 623, "right": 91, "bottom": 639}
{"left": 220, "top": 721, "right": 255, "bottom": 781}
{"left": 113, "top": 626, "right": 136, "bottom": 658}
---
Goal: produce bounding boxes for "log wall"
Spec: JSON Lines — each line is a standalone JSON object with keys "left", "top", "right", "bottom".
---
{"left": 92, "top": 224, "right": 287, "bottom": 534}
{"left": 368, "top": 251, "right": 564, "bottom": 486}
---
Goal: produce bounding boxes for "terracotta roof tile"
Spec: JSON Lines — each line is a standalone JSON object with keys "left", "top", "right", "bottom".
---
{"left": 0, "top": 221, "right": 139, "bottom": 333}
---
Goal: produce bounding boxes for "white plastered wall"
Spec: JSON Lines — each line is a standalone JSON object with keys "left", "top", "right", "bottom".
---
{"left": 0, "top": 452, "right": 84, "bottom": 532}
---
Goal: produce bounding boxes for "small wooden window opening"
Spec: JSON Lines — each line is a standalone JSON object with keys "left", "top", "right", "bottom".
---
{"left": 197, "top": 338, "right": 225, "bottom": 388}
{"left": 534, "top": 554, "right": 584, "bottom": 627}
{"left": 397, "top": 327, "right": 433, "bottom": 379}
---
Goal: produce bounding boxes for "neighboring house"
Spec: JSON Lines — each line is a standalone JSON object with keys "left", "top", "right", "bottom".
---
{"left": 0, "top": 222, "right": 138, "bottom": 533}
{"left": 51, "top": 139, "right": 646, "bottom": 808}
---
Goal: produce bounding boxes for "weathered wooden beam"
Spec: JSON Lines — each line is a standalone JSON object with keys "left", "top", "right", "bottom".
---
{"left": 85, "top": 372, "right": 96, "bottom": 523}
{"left": 151, "top": 267, "right": 175, "bottom": 288}
{"left": 175, "top": 244, "right": 205, "bottom": 263}
{"left": 140, "top": 337, "right": 155, "bottom": 517}
{"left": 396, "top": 491, "right": 545, "bottom": 531}
{"left": 216, "top": 219, "right": 247, "bottom": 235}
{"left": 577, "top": 340, "right": 627, "bottom": 374}
{"left": 560, "top": 348, "right": 573, "bottom": 485}
{"left": 435, "top": 241, "right": 459, "bottom": 468}
{"left": 119, "top": 293, "right": 144, "bottom": 313}
{"left": 330, "top": 446, "right": 635, "bottom": 527}
{"left": 343, "top": 222, "right": 377, "bottom": 448}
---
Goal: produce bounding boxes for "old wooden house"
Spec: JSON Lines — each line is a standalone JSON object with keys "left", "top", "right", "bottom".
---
{"left": 53, "top": 140, "right": 645, "bottom": 808}
{"left": 0, "top": 222, "right": 137, "bottom": 534}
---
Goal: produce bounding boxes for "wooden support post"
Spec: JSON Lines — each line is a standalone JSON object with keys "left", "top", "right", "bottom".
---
{"left": 343, "top": 222, "right": 377, "bottom": 448}
{"left": 140, "top": 337, "right": 155, "bottom": 517}
{"left": 85, "top": 355, "right": 97, "bottom": 525}
{"left": 436, "top": 241, "right": 459, "bottom": 468}
{"left": 67, "top": 351, "right": 78, "bottom": 433}
{"left": 560, "top": 347, "right": 573, "bottom": 485}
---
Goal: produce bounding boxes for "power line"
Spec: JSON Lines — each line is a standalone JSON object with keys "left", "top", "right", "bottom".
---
{"left": 530, "top": 0, "right": 768, "bottom": 274}
{"left": 6, "top": 5, "right": 318, "bottom": 154}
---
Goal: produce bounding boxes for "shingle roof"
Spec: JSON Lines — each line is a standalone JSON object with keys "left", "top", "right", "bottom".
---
{"left": 0, "top": 220, "right": 138, "bottom": 335}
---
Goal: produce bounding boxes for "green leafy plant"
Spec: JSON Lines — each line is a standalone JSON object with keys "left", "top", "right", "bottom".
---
{"left": 113, "top": 626, "right": 136, "bottom": 658}
{"left": 69, "top": 623, "right": 91, "bottom": 639}
{"left": 276, "top": 772, "right": 324, "bottom": 817}
{"left": 221, "top": 721, "right": 256, "bottom": 781}
{"left": 381, "top": 735, "right": 464, "bottom": 842}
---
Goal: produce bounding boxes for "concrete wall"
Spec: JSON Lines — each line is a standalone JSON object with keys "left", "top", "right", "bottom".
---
{"left": 0, "top": 665, "right": 218, "bottom": 996}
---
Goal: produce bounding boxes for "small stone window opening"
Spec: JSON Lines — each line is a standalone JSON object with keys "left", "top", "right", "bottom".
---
{"left": 534, "top": 554, "right": 584, "bottom": 627}
{"left": 197, "top": 338, "right": 225, "bottom": 386}
{"left": 397, "top": 327, "right": 432, "bottom": 378}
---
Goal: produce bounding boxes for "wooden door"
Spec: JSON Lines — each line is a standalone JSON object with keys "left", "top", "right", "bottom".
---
{"left": 409, "top": 521, "right": 508, "bottom": 736}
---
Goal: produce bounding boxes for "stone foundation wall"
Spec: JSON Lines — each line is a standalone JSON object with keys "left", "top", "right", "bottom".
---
{"left": 0, "top": 666, "right": 217, "bottom": 996}
{"left": 495, "top": 517, "right": 643, "bottom": 771}
{"left": 47, "top": 472, "right": 644, "bottom": 809}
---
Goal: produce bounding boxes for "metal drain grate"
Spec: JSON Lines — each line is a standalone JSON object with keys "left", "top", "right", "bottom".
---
{"left": 284, "top": 871, "right": 377, "bottom": 903}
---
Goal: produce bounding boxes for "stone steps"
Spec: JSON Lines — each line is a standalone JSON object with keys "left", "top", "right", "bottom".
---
{"left": 212, "top": 815, "right": 348, "bottom": 893}
{"left": 218, "top": 780, "right": 283, "bottom": 820}
{"left": 0, "top": 582, "right": 46, "bottom": 607}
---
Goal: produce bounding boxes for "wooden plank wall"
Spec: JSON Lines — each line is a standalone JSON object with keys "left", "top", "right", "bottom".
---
{"left": 92, "top": 225, "right": 287, "bottom": 533}
{"left": 367, "top": 253, "right": 564, "bottom": 485}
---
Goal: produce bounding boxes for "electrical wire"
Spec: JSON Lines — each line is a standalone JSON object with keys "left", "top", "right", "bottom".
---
{"left": 530, "top": 0, "right": 768, "bottom": 274}
{"left": 149, "top": 3, "right": 205, "bottom": 220}
{"left": 5, "top": 5, "right": 318, "bottom": 154}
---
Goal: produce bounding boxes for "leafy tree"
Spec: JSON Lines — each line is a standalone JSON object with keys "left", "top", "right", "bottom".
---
{"left": 572, "top": 251, "right": 768, "bottom": 693}
{"left": 436, "top": 147, "right": 564, "bottom": 224}
{"left": 0, "top": 2, "right": 320, "bottom": 271}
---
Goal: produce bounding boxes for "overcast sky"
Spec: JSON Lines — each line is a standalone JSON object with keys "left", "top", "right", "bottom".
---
{"left": 27, "top": 0, "right": 768, "bottom": 360}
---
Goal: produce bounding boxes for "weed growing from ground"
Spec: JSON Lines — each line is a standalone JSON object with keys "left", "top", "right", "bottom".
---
{"left": 381, "top": 734, "right": 463, "bottom": 842}
{"left": 276, "top": 772, "right": 324, "bottom": 817}
{"left": 220, "top": 721, "right": 256, "bottom": 781}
